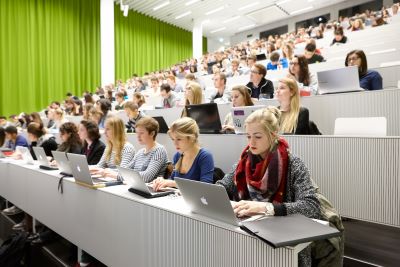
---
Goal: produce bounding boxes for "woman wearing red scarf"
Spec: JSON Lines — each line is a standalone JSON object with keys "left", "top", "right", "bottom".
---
{"left": 217, "top": 106, "right": 321, "bottom": 267}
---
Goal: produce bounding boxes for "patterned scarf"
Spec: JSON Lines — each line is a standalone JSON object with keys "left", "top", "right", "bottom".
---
{"left": 233, "top": 137, "right": 289, "bottom": 203}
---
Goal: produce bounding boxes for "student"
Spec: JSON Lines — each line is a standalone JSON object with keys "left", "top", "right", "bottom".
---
{"left": 266, "top": 51, "right": 288, "bottom": 70}
{"left": 82, "top": 103, "right": 94, "bottom": 120}
{"left": 0, "top": 127, "right": 5, "bottom": 147}
{"left": 146, "top": 76, "right": 160, "bottom": 97}
{"left": 206, "top": 73, "right": 231, "bottom": 104}
{"left": 30, "top": 112, "right": 43, "bottom": 126}
{"left": 79, "top": 120, "right": 106, "bottom": 165}
{"left": 222, "top": 85, "right": 254, "bottom": 133}
{"left": 331, "top": 27, "right": 347, "bottom": 46}
{"left": 91, "top": 117, "right": 135, "bottom": 178}
{"left": 0, "top": 116, "right": 12, "bottom": 128}
{"left": 276, "top": 78, "right": 310, "bottom": 134}
{"left": 304, "top": 43, "right": 325, "bottom": 64}
{"left": 288, "top": 55, "right": 319, "bottom": 95}
{"left": 351, "top": 19, "right": 364, "bottom": 31}
{"left": 124, "top": 101, "right": 145, "bottom": 133}
{"left": 246, "top": 64, "right": 274, "bottom": 99}
{"left": 4, "top": 126, "right": 29, "bottom": 151}
{"left": 27, "top": 122, "right": 58, "bottom": 159}
{"left": 132, "top": 92, "right": 146, "bottom": 108}
{"left": 166, "top": 75, "right": 183, "bottom": 92}
{"left": 57, "top": 122, "right": 82, "bottom": 154}
{"left": 114, "top": 92, "right": 126, "bottom": 111}
{"left": 160, "top": 83, "right": 177, "bottom": 108}
{"left": 345, "top": 50, "right": 383, "bottom": 91}
{"left": 84, "top": 93, "right": 95, "bottom": 105}
{"left": 127, "top": 117, "right": 168, "bottom": 182}
{"left": 282, "top": 43, "right": 294, "bottom": 61}
{"left": 216, "top": 106, "right": 321, "bottom": 266}
{"left": 152, "top": 117, "right": 214, "bottom": 191}
{"left": 226, "top": 59, "right": 243, "bottom": 77}
{"left": 181, "top": 81, "right": 203, "bottom": 117}
{"left": 48, "top": 108, "right": 68, "bottom": 130}
{"left": 96, "top": 99, "right": 111, "bottom": 128}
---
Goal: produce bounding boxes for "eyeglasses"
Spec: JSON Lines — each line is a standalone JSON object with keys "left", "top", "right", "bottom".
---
{"left": 289, "top": 62, "right": 299, "bottom": 66}
{"left": 250, "top": 70, "right": 260, "bottom": 74}
{"left": 347, "top": 56, "right": 360, "bottom": 63}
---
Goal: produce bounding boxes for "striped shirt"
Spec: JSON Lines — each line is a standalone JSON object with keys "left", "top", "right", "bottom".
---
{"left": 128, "top": 143, "right": 168, "bottom": 183}
{"left": 97, "top": 142, "right": 135, "bottom": 169}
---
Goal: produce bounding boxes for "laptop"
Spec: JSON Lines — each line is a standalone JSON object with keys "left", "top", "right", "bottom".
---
{"left": 174, "top": 177, "right": 241, "bottom": 226}
{"left": 186, "top": 103, "right": 222, "bottom": 134}
{"left": 231, "top": 105, "right": 266, "bottom": 134}
{"left": 16, "top": 146, "right": 34, "bottom": 165}
{"left": 152, "top": 116, "right": 169, "bottom": 134}
{"left": 67, "top": 153, "right": 123, "bottom": 188}
{"left": 32, "top": 147, "right": 58, "bottom": 171}
{"left": 51, "top": 151, "right": 73, "bottom": 176}
{"left": 256, "top": 53, "right": 267, "bottom": 61}
{"left": 118, "top": 166, "right": 175, "bottom": 198}
{"left": 317, "top": 66, "right": 365, "bottom": 95}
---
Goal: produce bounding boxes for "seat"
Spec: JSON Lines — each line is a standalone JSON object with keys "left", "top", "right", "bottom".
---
{"left": 334, "top": 117, "right": 387, "bottom": 137}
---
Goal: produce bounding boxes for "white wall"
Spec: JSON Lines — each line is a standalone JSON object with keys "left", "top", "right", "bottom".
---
{"left": 207, "top": 37, "right": 229, "bottom": 54}
{"left": 229, "top": 0, "right": 375, "bottom": 45}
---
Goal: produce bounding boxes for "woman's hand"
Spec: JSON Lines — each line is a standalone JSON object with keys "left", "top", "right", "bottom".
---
{"left": 232, "top": 200, "right": 267, "bottom": 218}
{"left": 102, "top": 168, "right": 118, "bottom": 179}
{"left": 222, "top": 125, "right": 235, "bottom": 132}
{"left": 151, "top": 177, "right": 176, "bottom": 192}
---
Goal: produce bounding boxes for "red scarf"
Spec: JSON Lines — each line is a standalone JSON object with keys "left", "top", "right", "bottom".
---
{"left": 233, "top": 137, "right": 289, "bottom": 203}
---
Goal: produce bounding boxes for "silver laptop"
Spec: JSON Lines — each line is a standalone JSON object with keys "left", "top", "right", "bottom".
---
{"left": 231, "top": 105, "right": 266, "bottom": 134}
{"left": 32, "top": 147, "right": 58, "bottom": 170}
{"left": 51, "top": 151, "right": 73, "bottom": 176}
{"left": 16, "top": 146, "right": 34, "bottom": 165}
{"left": 174, "top": 177, "right": 241, "bottom": 226}
{"left": 67, "top": 153, "right": 122, "bottom": 187}
{"left": 317, "top": 66, "right": 364, "bottom": 95}
{"left": 118, "top": 166, "right": 175, "bottom": 198}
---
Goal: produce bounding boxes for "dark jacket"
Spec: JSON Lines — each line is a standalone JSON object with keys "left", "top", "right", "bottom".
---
{"left": 295, "top": 107, "right": 311, "bottom": 135}
{"left": 29, "top": 135, "right": 58, "bottom": 160}
{"left": 82, "top": 139, "right": 106, "bottom": 165}
{"left": 246, "top": 77, "right": 274, "bottom": 99}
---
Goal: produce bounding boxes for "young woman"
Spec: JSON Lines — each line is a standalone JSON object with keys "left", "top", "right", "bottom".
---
{"left": 30, "top": 112, "right": 43, "bottom": 126}
{"left": 152, "top": 117, "right": 214, "bottom": 191}
{"left": 181, "top": 81, "right": 203, "bottom": 117}
{"left": 222, "top": 85, "right": 254, "bottom": 133}
{"left": 57, "top": 122, "right": 82, "bottom": 154}
{"left": 82, "top": 103, "right": 94, "bottom": 120}
{"left": 127, "top": 117, "right": 168, "bottom": 182}
{"left": 96, "top": 99, "right": 111, "bottom": 128}
{"left": 91, "top": 116, "right": 135, "bottom": 179}
{"left": 216, "top": 107, "right": 321, "bottom": 266}
{"left": 79, "top": 120, "right": 106, "bottom": 165}
{"left": 133, "top": 92, "right": 146, "bottom": 108}
{"left": 288, "top": 55, "right": 318, "bottom": 95}
{"left": 276, "top": 78, "right": 310, "bottom": 134}
{"left": 27, "top": 122, "right": 58, "bottom": 159}
{"left": 48, "top": 108, "right": 68, "bottom": 130}
{"left": 345, "top": 50, "right": 383, "bottom": 91}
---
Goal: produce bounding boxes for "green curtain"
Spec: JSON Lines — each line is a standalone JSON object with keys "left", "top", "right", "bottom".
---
{"left": 0, "top": 0, "right": 101, "bottom": 117}
{"left": 115, "top": 7, "right": 207, "bottom": 79}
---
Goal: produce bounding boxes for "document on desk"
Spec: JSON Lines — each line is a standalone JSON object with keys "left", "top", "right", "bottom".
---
{"left": 240, "top": 214, "right": 341, "bottom": 248}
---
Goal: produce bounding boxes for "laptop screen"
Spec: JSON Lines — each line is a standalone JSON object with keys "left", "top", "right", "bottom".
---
{"left": 186, "top": 103, "right": 222, "bottom": 134}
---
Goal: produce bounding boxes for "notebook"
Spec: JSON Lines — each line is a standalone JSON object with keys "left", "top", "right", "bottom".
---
{"left": 186, "top": 103, "right": 222, "bottom": 134}
{"left": 152, "top": 116, "right": 169, "bottom": 134}
{"left": 118, "top": 166, "right": 175, "bottom": 198}
{"left": 317, "top": 66, "right": 364, "bottom": 95}
{"left": 32, "top": 146, "right": 58, "bottom": 171}
{"left": 231, "top": 105, "right": 266, "bottom": 134}
{"left": 51, "top": 151, "right": 73, "bottom": 176}
{"left": 67, "top": 153, "right": 122, "bottom": 188}
{"left": 16, "top": 146, "right": 34, "bottom": 165}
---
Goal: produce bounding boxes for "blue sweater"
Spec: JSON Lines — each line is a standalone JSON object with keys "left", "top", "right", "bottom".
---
{"left": 360, "top": 70, "right": 383, "bottom": 91}
{"left": 170, "top": 148, "right": 214, "bottom": 183}
{"left": 6, "top": 135, "right": 29, "bottom": 151}
{"left": 266, "top": 58, "right": 288, "bottom": 70}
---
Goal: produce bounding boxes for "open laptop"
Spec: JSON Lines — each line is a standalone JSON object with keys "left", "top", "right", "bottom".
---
{"left": 186, "top": 103, "right": 222, "bottom": 134}
{"left": 67, "top": 153, "right": 122, "bottom": 188}
{"left": 16, "top": 146, "right": 34, "bottom": 165}
{"left": 51, "top": 151, "right": 73, "bottom": 176}
{"left": 118, "top": 166, "right": 175, "bottom": 198}
{"left": 32, "top": 147, "right": 58, "bottom": 171}
{"left": 231, "top": 105, "right": 266, "bottom": 134}
{"left": 152, "top": 116, "right": 169, "bottom": 134}
{"left": 174, "top": 177, "right": 242, "bottom": 226}
{"left": 317, "top": 66, "right": 364, "bottom": 95}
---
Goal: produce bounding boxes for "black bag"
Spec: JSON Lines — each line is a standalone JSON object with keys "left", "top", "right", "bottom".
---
{"left": 213, "top": 167, "right": 225, "bottom": 184}
{"left": 0, "top": 232, "right": 29, "bottom": 267}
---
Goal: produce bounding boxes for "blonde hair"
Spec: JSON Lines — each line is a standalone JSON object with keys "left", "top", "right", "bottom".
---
{"left": 278, "top": 77, "right": 300, "bottom": 134}
{"left": 182, "top": 81, "right": 203, "bottom": 117}
{"left": 104, "top": 116, "right": 127, "bottom": 165}
{"left": 245, "top": 106, "right": 281, "bottom": 149}
{"left": 168, "top": 117, "right": 199, "bottom": 171}
{"left": 54, "top": 108, "right": 64, "bottom": 120}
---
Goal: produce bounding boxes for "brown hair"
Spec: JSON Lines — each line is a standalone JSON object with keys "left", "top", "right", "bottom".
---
{"left": 124, "top": 101, "right": 139, "bottom": 111}
{"left": 27, "top": 122, "right": 46, "bottom": 138}
{"left": 289, "top": 55, "right": 310, "bottom": 86}
{"left": 58, "top": 122, "right": 82, "bottom": 152}
{"left": 231, "top": 85, "right": 254, "bottom": 106}
{"left": 133, "top": 92, "right": 145, "bottom": 107}
{"left": 136, "top": 117, "right": 159, "bottom": 140}
{"left": 345, "top": 49, "right": 368, "bottom": 76}
{"left": 254, "top": 63, "right": 267, "bottom": 78}
{"left": 80, "top": 120, "right": 101, "bottom": 142}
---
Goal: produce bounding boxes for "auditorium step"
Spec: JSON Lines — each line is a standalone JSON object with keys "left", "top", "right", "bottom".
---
{"left": 343, "top": 218, "right": 400, "bottom": 267}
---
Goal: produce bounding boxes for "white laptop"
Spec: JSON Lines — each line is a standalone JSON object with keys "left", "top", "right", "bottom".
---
{"left": 51, "top": 151, "right": 73, "bottom": 176}
{"left": 67, "top": 153, "right": 122, "bottom": 188}
{"left": 32, "top": 147, "right": 58, "bottom": 170}
{"left": 118, "top": 166, "right": 175, "bottom": 198}
{"left": 231, "top": 105, "right": 266, "bottom": 134}
{"left": 174, "top": 177, "right": 242, "bottom": 226}
{"left": 317, "top": 66, "right": 364, "bottom": 95}
{"left": 16, "top": 146, "right": 34, "bottom": 165}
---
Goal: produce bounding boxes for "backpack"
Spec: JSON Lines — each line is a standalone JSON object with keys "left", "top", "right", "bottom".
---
{"left": 0, "top": 231, "right": 29, "bottom": 267}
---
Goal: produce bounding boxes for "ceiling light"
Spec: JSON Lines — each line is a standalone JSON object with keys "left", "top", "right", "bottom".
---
{"left": 210, "top": 27, "right": 226, "bottom": 33}
{"left": 290, "top": 6, "right": 313, "bottom": 15}
{"left": 223, "top": 16, "right": 240, "bottom": 23}
{"left": 185, "top": 0, "right": 200, "bottom": 6}
{"left": 175, "top": 11, "right": 192, "bottom": 19}
{"left": 153, "top": 1, "right": 170, "bottom": 11}
{"left": 238, "top": 24, "right": 256, "bottom": 31}
{"left": 205, "top": 6, "right": 225, "bottom": 16}
{"left": 238, "top": 2, "right": 259, "bottom": 11}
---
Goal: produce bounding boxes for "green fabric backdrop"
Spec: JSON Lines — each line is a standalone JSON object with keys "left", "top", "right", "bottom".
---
{"left": 0, "top": 0, "right": 101, "bottom": 117}
{"left": 115, "top": 7, "right": 208, "bottom": 79}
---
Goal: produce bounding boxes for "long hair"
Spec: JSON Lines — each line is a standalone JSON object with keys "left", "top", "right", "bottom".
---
{"left": 104, "top": 116, "right": 126, "bottom": 165}
{"left": 345, "top": 49, "right": 368, "bottom": 76}
{"left": 289, "top": 55, "right": 310, "bottom": 86}
{"left": 182, "top": 81, "right": 203, "bottom": 117}
{"left": 278, "top": 78, "right": 300, "bottom": 134}
{"left": 58, "top": 122, "right": 82, "bottom": 152}
{"left": 231, "top": 85, "right": 254, "bottom": 106}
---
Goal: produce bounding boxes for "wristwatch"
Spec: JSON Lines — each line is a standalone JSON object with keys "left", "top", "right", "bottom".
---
{"left": 265, "top": 202, "right": 275, "bottom": 216}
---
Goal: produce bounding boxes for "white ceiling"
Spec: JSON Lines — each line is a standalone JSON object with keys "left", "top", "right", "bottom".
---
{"left": 116, "top": 0, "right": 347, "bottom": 37}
